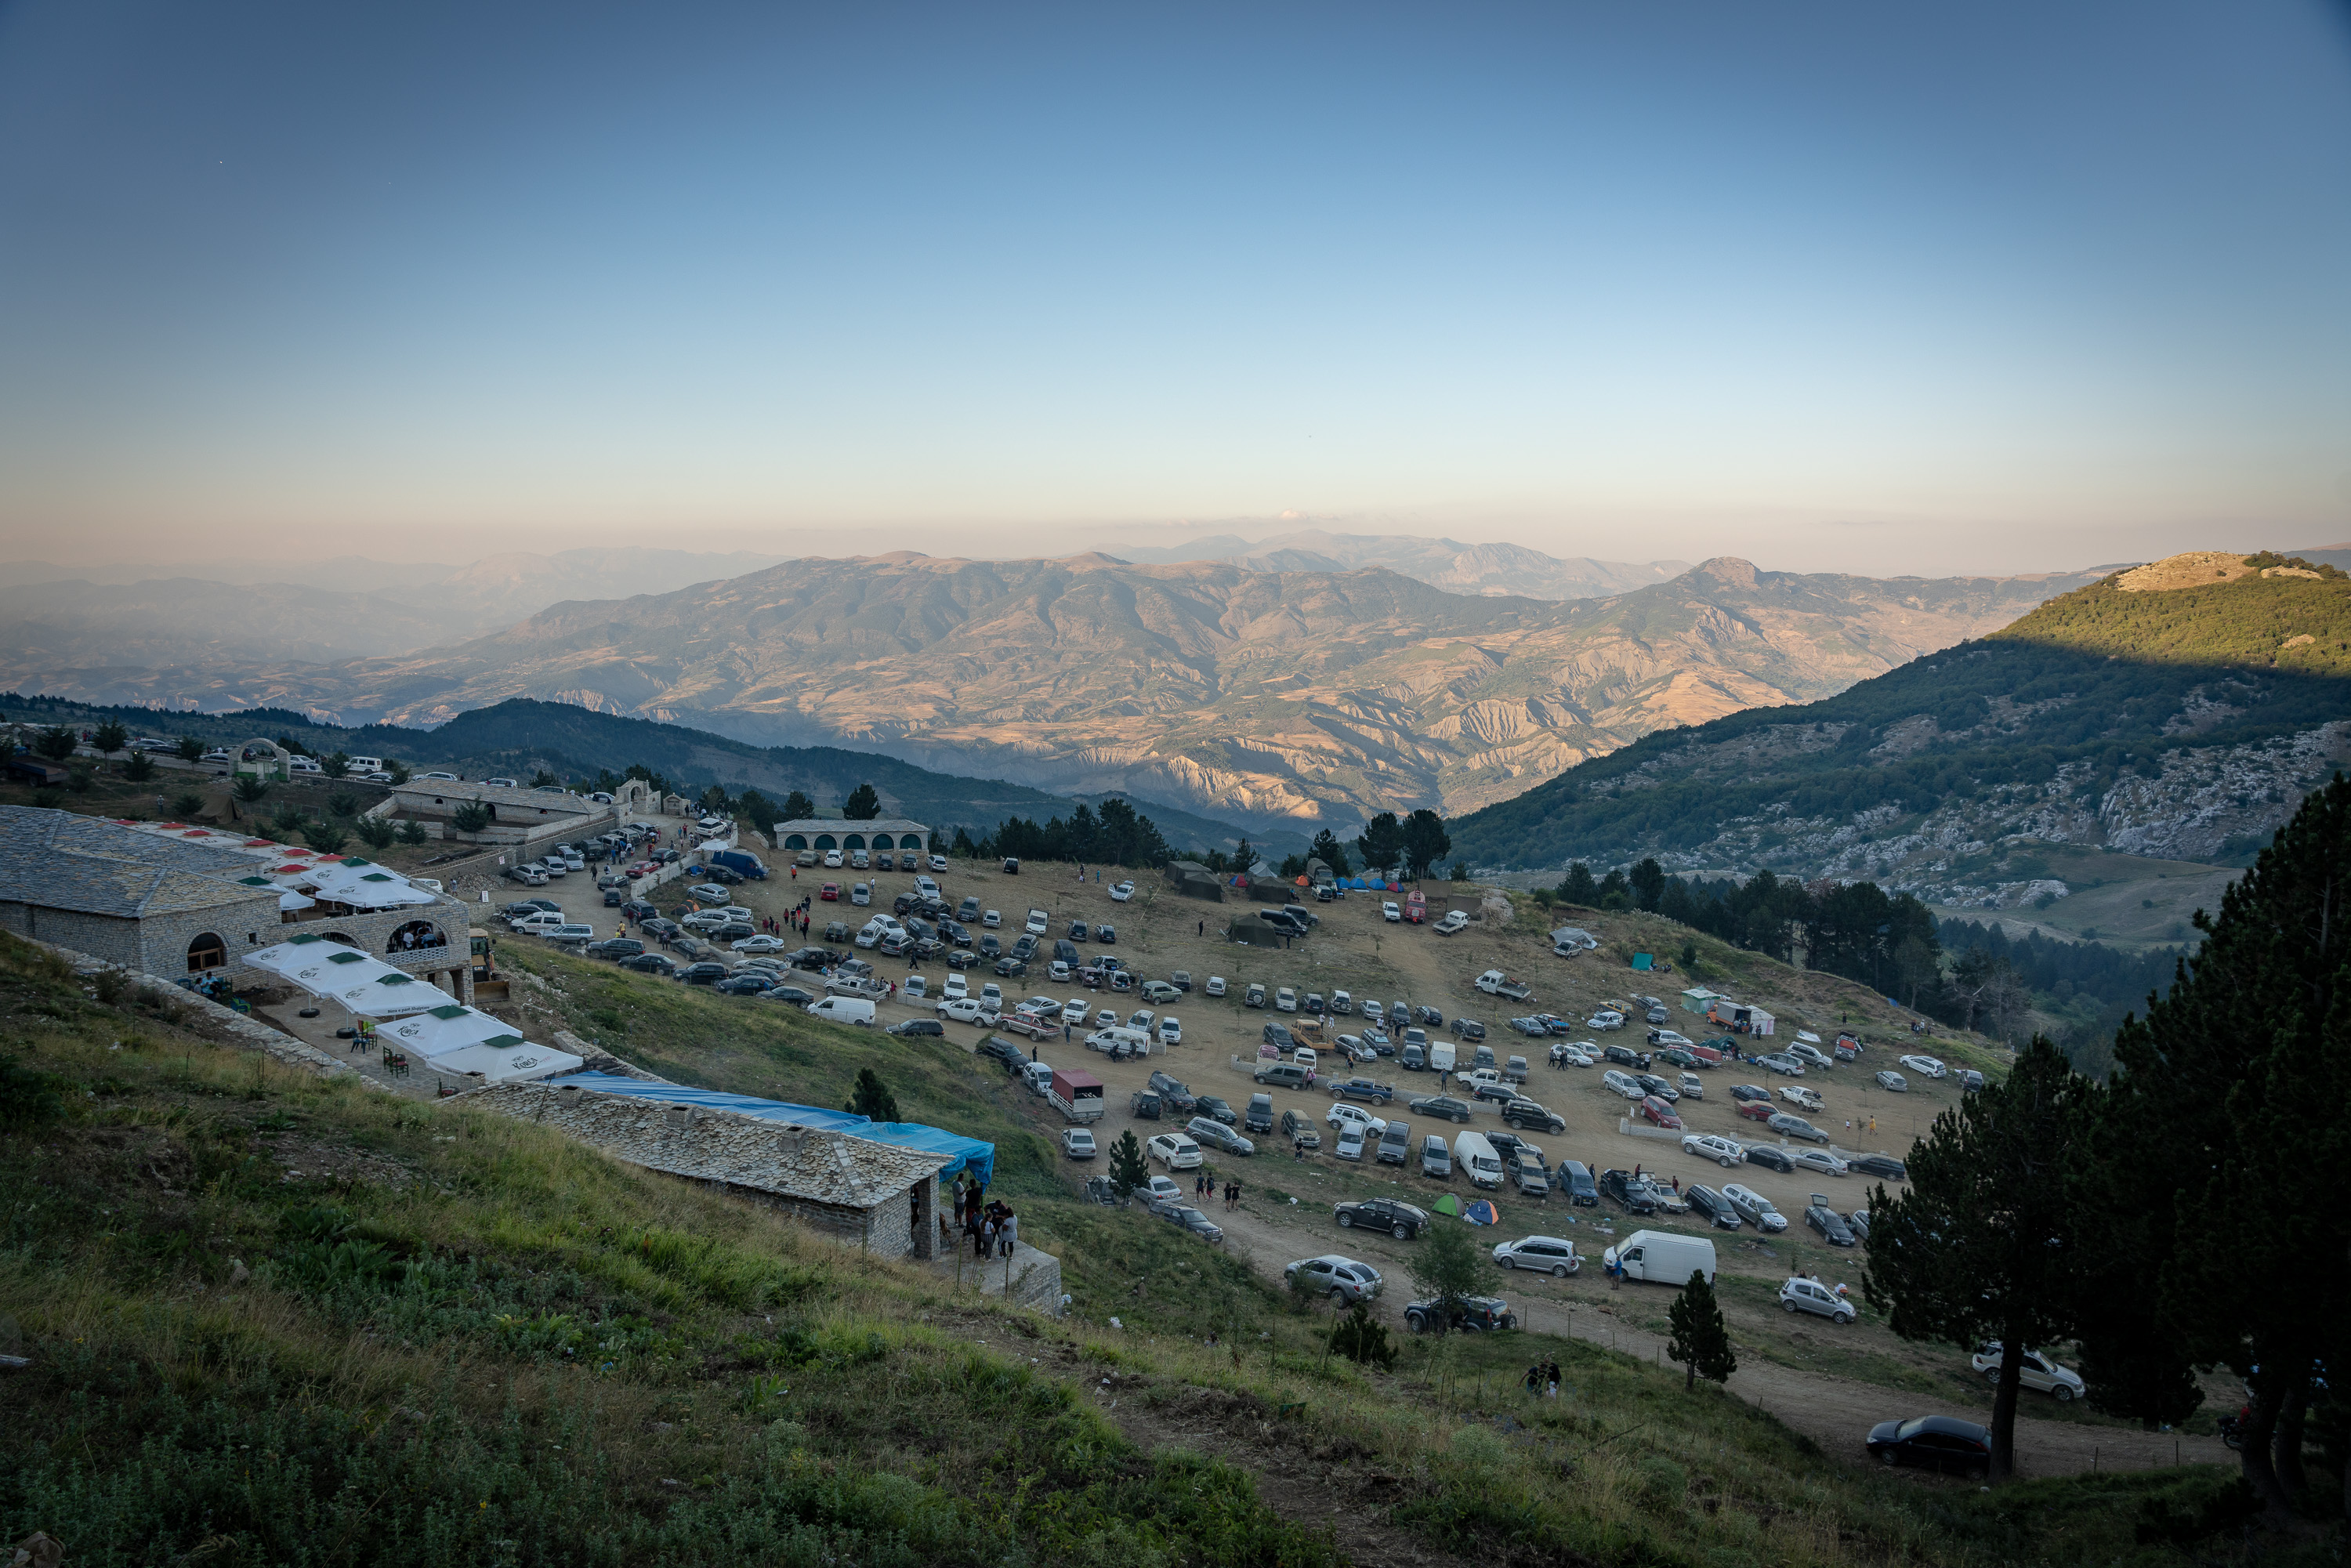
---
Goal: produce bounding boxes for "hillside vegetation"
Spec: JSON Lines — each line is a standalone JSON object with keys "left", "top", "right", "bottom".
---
{"left": 1991, "top": 552, "right": 2351, "bottom": 675}
{"left": 1453, "top": 557, "right": 2351, "bottom": 882}
{"left": 1, "top": 931, "right": 2286, "bottom": 1567}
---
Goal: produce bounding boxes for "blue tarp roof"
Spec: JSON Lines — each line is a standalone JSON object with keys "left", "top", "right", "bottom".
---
{"left": 545, "top": 1073, "right": 995, "bottom": 1186}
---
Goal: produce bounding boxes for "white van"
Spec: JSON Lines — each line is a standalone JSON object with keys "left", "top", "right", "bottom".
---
{"left": 803, "top": 997, "right": 875, "bottom": 1027}
{"left": 1603, "top": 1229, "right": 1719, "bottom": 1287}
{"left": 511, "top": 911, "right": 565, "bottom": 936}
{"left": 1428, "top": 1040, "right": 1457, "bottom": 1074}
{"left": 348, "top": 755, "right": 383, "bottom": 773}
{"left": 1452, "top": 1129, "right": 1505, "bottom": 1191}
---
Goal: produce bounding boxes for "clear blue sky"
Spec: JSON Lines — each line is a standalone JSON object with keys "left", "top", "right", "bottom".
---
{"left": 2, "top": 1, "right": 2347, "bottom": 574}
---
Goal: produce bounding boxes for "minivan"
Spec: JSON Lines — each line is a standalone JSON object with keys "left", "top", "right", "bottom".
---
{"left": 802, "top": 997, "right": 876, "bottom": 1027}
{"left": 1253, "top": 1062, "right": 1312, "bottom": 1090}
{"left": 1376, "top": 1120, "right": 1412, "bottom": 1165}
{"left": 1602, "top": 1069, "right": 1646, "bottom": 1100}
{"left": 1453, "top": 1130, "right": 1505, "bottom": 1190}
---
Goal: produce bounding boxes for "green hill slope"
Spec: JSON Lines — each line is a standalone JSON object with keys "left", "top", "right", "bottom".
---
{"left": 0, "top": 932, "right": 2255, "bottom": 1568}
{"left": 1451, "top": 555, "right": 2351, "bottom": 878}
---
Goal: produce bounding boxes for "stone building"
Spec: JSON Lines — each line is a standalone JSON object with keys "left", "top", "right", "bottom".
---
{"left": 469, "top": 1081, "right": 951, "bottom": 1259}
{"left": 0, "top": 806, "right": 476, "bottom": 991}
{"left": 372, "top": 780, "right": 614, "bottom": 850}
{"left": 770, "top": 818, "right": 932, "bottom": 859}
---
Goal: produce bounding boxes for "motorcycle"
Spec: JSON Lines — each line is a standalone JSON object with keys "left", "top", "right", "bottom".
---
{"left": 2217, "top": 1410, "right": 2247, "bottom": 1451}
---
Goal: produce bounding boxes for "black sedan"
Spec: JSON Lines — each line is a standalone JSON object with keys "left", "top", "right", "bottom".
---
{"left": 1194, "top": 1094, "right": 1237, "bottom": 1124}
{"left": 618, "top": 952, "right": 676, "bottom": 976}
{"left": 677, "top": 961, "right": 730, "bottom": 985}
{"left": 1335, "top": 1197, "right": 1429, "bottom": 1239}
{"left": 1730, "top": 1083, "right": 1772, "bottom": 1103}
{"left": 761, "top": 984, "right": 819, "bottom": 1005}
{"left": 1848, "top": 1153, "right": 1909, "bottom": 1181}
{"left": 886, "top": 1018, "right": 946, "bottom": 1037}
{"left": 1866, "top": 1415, "right": 1991, "bottom": 1478}
{"left": 1744, "top": 1143, "right": 1795, "bottom": 1173}
{"left": 1149, "top": 1198, "right": 1223, "bottom": 1243}
{"left": 945, "top": 949, "right": 979, "bottom": 969}
{"left": 1805, "top": 1195, "right": 1857, "bottom": 1246}
{"left": 994, "top": 957, "right": 1028, "bottom": 978}
{"left": 714, "top": 974, "right": 771, "bottom": 995}
{"left": 1636, "top": 1074, "right": 1680, "bottom": 1103}
{"left": 585, "top": 936, "right": 644, "bottom": 958}
{"left": 1407, "top": 1094, "right": 1473, "bottom": 1124}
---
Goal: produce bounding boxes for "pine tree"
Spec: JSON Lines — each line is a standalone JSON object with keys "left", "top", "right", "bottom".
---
{"left": 1405, "top": 1221, "right": 1494, "bottom": 1333}
{"left": 1107, "top": 1129, "right": 1149, "bottom": 1197}
{"left": 173, "top": 736, "right": 205, "bottom": 764}
{"left": 1665, "top": 1269, "right": 1737, "bottom": 1390}
{"left": 31, "top": 726, "right": 76, "bottom": 763}
{"left": 843, "top": 1067, "right": 900, "bottom": 1122}
{"left": 783, "top": 789, "right": 815, "bottom": 820}
{"left": 91, "top": 721, "right": 129, "bottom": 757}
{"left": 1353, "top": 813, "right": 1403, "bottom": 873}
{"left": 842, "top": 784, "right": 881, "bottom": 820}
{"left": 1400, "top": 809, "right": 1451, "bottom": 879}
{"left": 1557, "top": 862, "right": 1599, "bottom": 904}
{"left": 1308, "top": 829, "right": 1352, "bottom": 877}
{"left": 1863, "top": 1037, "right": 2089, "bottom": 1480}
{"left": 1328, "top": 1302, "right": 1396, "bottom": 1369}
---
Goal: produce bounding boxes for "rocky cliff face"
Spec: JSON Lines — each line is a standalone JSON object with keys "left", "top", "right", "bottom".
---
{"left": 46, "top": 552, "right": 2096, "bottom": 827}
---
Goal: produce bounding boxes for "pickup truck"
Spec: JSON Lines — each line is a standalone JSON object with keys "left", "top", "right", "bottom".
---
{"left": 1047, "top": 1067, "right": 1105, "bottom": 1124}
{"left": 1476, "top": 970, "right": 1534, "bottom": 1001}
{"left": 1432, "top": 911, "right": 1469, "bottom": 936}
{"left": 1023, "top": 908, "right": 1050, "bottom": 936}
{"left": 1331, "top": 1076, "right": 1396, "bottom": 1104}
{"left": 998, "top": 1007, "right": 1060, "bottom": 1041}
{"left": 825, "top": 975, "right": 892, "bottom": 1001}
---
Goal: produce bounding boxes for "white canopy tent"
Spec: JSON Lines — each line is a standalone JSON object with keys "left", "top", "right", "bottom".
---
{"left": 422, "top": 1040, "right": 585, "bottom": 1085}
{"left": 379, "top": 1002, "right": 527, "bottom": 1059}
{"left": 243, "top": 937, "right": 452, "bottom": 1017}
{"left": 272, "top": 859, "right": 438, "bottom": 911}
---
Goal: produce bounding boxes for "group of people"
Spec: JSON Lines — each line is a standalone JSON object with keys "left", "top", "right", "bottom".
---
{"left": 951, "top": 1179, "right": 1017, "bottom": 1258}
{"left": 1522, "top": 1359, "right": 1563, "bottom": 1399}
{"left": 1192, "top": 1172, "right": 1241, "bottom": 1210}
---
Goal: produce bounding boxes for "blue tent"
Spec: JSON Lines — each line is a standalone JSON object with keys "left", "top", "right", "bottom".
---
{"left": 543, "top": 1072, "right": 995, "bottom": 1186}
{"left": 1462, "top": 1199, "right": 1500, "bottom": 1226}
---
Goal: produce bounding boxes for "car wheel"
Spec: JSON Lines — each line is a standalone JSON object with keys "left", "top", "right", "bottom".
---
{"left": 1551, "top": 1264, "right": 1568, "bottom": 1279}
{"left": 1720, "top": 1156, "right": 1737, "bottom": 1168}
{"left": 1837, "top": 1312, "right": 1855, "bottom": 1325}
{"left": 1784, "top": 1299, "right": 1799, "bottom": 1314}
{"left": 1328, "top": 1287, "right": 1345, "bottom": 1302}
{"left": 1337, "top": 1212, "right": 1353, "bottom": 1228}
{"left": 2053, "top": 1385, "right": 2075, "bottom": 1403}
{"left": 1390, "top": 1222, "right": 1414, "bottom": 1240}
{"left": 1406, "top": 1313, "right": 1426, "bottom": 1334}
{"left": 1878, "top": 1450, "right": 1897, "bottom": 1468}
{"left": 1983, "top": 1367, "right": 2001, "bottom": 1386}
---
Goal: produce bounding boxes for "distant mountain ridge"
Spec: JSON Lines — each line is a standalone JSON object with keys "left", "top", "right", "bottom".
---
{"left": 1451, "top": 552, "right": 2351, "bottom": 904}
{"left": 1114, "top": 529, "right": 1692, "bottom": 599}
{"left": 13, "top": 552, "right": 2105, "bottom": 828}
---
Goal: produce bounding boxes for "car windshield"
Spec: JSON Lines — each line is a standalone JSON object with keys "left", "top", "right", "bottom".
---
{"left": 1896, "top": 1418, "right": 1929, "bottom": 1439}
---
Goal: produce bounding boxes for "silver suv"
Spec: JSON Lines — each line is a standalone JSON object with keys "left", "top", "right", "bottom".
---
{"left": 1721, "top": 1182, "right": 1788, "bottom": 1233}
{"left": 1285, "top": 1255, "right": 1382, "bottom": 1304}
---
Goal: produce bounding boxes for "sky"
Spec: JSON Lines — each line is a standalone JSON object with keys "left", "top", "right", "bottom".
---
{"left": 2, "top": 1, "right": 2349, "bottom": 578}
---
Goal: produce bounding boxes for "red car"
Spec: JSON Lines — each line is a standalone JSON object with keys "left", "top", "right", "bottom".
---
{"left": 820, "top": 882, "right": 840, "bottom": 901}
{"left": 1737, "top": 1098, "right": 1777, "bottom": 1123}
{"left": 1639, "top": 1095, "right": 1683, "bottom": 1130}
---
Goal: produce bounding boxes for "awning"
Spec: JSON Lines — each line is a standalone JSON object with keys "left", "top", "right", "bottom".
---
{"left": 284, "top": 860, "right": 438, "bottom": 911}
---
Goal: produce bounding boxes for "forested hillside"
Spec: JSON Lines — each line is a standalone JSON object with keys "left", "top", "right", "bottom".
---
{"left": 1453, "top": 555, "right": 2351, "bottom": 888}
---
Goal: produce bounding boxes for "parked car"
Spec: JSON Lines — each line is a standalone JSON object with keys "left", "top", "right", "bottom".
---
{"left": 1187, "top": 1117, "right": 1255, "bottom": 1157}
{"left": 1769, "top": 1113, "right": 1829, "bottom": 1143}
{"left": 1730, "top": 1083, "right": 1772, "bottom": 1103}
{"left": 1721, "top": 1183, "right": 1787, "bottom": 1232}
{"left": 1898, "top": 1054, "right": 1948, "bottom": 1079}
{"left": 1277, "top": 1109, "right": 1322, "bottom": 1150}
{"left": 1969, "top": 1342, "right": 2087, "bottom": 1401}
{"left": 1599, "top": 1168, "right": 1659, "bottom": 1215}
{"left": 1637, "top": 1095, "right": 1683, "bottom": 1130}
{"left": 1403, "top": 1295, "right": 1516, "bottom": 1334}
{"left": 1332, "top": 1075, "right": 1395, "bottom": 1104}
{"left": 1846, "top": 1207, "right": 1871, "bottom": 1241}
{"left": 1500, "top": 1097, "right": 1565, "bottom": 1134}
{"left": 618, "top": 952, "right": 676, "bottom": 976}
{"left": 1757, "top": 1052, "right": 1806, "bottom": 1077}
{"left": 1875, "top": 1070, "right": 1909, "bottom": 1092}
{"left": 1147, "top": 1070, "right": 1197, "bottom": 1114}
{"left": 1146, "top": 1133, "right": 1202, "bottom": 1171}
{"left": 1684, "top": 1184, "right": 1741, "bottom": 1230}
{"left": 1782, "top": 1276, "right": 1857, "bottom": 1323}
{"left": 1788, "top": 1042, "right": 1835, "bottom": 1070}
{"left": 1736, "top": 1098, "right": 1780, "bottom": 1124}
{"left": 1847, "top": 1153, "right": 1909, "bottom": 1181}
{"left": 1286, "top": 1255, "right": 1382, "bottom": 1303}
{"left": 1635, "top": 1073, "right": 1679, "bottom": 1103}
{"left": 1802, "top": 1193, "right": 1857, "bottom": 1245}
{"left": 886, "top": 1018, "right": 947, "bottom": 1038}
{"left": 1865, "top": 1415, "right": 1991, "bottom": 1478}
{"left": 1556, "top": 1159, "right": 1597, "bottom": 1206}
{"left": 1744, "top": 1143, "right": 1795, "bottom": 1174}
{"left": 1789, "top": 1146, "right": 1849, "bottom": 1178}
{"left": 1407, "top": 1093, "right": 1472, "bottom": 1124}
{"left": 1326, "top": 1102, "right": 1389, "bottom": 1138}
{"left": 1493, "top": 1236, "right": 1581, "bottom": 1276}
{"left": 1335, "top": 1197, "right": 1428, "bottom": 1239}
{"left": 1150, "top": 1200, "right": 1224, "bottom": 1244}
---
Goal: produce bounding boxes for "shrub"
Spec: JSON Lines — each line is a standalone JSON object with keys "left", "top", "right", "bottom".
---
{"left": 355, "top": 817, "right": 398, "bottom": 850}
{"left": 122, "top": 752, "right": 157, "bottom": 783}
{"left": 171, "top": 791, "right": 205, "bottom": 820}
{"left": 303, "top": 821, "right": 350, "bottom": 855}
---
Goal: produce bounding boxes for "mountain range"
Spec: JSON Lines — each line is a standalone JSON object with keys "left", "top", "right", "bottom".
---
{"left": 1113, "top": 530, "right": 1694, "bottom": 599}
{"left": 12, "top": 552, "right": 2103, "bottom": 827}
{"left": 1451, "top": 552, "right": 2351, "bottom": 911}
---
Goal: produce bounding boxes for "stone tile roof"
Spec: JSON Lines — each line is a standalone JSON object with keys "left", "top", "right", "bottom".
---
{"left": 0, "top": 806, "right": 281, "bottom": 918}
{"left": 391, "top": 782, "right": 603, "bottom": 816}
{"left": 469, "top": 1081, "right": 951, "bottom": 1208}
{"left": 771, "top": 818, "right": 929, "bottom": 836}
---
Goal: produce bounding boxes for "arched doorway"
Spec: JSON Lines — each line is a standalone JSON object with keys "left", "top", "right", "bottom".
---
{"left": 815, "top": 834, "right": 837, "bottom": 850}
{"left": 784, "top": 833, "right": 808, "bottom": 849}
{"left": 321, "top": 931, "right": 359, "bottom": 947}
{"left": 387, "top": 919, "right": 447, "bottom": 954}
{"left": 845, "top": 834, "right": 866, "bottom": 850}
{"left": 187, "top": 932, "right": 226, "bottom": 972}
{"left": 899, "top": 833, "right": 924, "bottom": 850}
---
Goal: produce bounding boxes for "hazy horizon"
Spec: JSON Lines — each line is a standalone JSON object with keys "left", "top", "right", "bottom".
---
{"left": 3, "top": 2, "right": 2349, "bottom": 578}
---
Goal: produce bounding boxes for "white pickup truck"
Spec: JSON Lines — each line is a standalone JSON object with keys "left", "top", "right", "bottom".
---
{"left": 1476, "top": 970, "right": 1534, "bottom": 1001}
{"left": 1433, "top": 911, "right": 1470, "bottom": 936}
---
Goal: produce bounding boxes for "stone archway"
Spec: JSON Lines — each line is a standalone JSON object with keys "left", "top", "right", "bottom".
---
{"left": 845, "top": 834, "right": 866, "bottom": 851}
{"left": 387, "top": 918, "right": 447, "bottom": 954}
{"left": 899, "top": 833, "right": 924, "bottom": 850}
{"left": 815, "top": 834, "right": 837, "bottom": 850}
{"left": 784, "top": 832, "right": 808, "bottom": 849}
{"left": 186, "top": 932, "right": 226, "bottom": 972}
